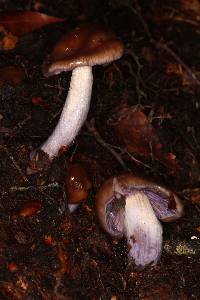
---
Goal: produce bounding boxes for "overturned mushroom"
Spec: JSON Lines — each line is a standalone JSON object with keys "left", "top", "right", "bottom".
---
{"left": 96, "top": 173, "right": 183, "bottom": 267}
{"left": 29, "top": 23, "right": 124, "bottom": 172}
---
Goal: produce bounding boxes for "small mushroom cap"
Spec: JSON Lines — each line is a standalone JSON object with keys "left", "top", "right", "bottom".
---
{"left": 43, "top": 23, "right": 124, "bottom": 76}
{"left": 96, "top": 173, "right": 184, "bottom": 237}
{"left": 65, "top": 163, "right": 92, "bottom": 204}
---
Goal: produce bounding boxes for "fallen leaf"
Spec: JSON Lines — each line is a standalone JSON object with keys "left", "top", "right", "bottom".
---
{"left": 31, "top": 96, "right": 43, "bottom": 105}
{"left": 0, "top": 66, "right": 26, "bottom": 86}
{"left": 0, "top": 11, "right": 65, "bottom": 36}
{"left": 166, "top": 63, "right": 196, "bottom": 89}
{"left": 181, "top": 0, "right": 200, "bottom": 18}
{"left": 166, "top": 63, "right": 182, "bottom": 76}
{"left": 191, "top": 194, "right": 200, "bottom": 202}
{"left": 8, "top": 262, "right": 18, "bottom": 272}
{"left": 114, "top": 105, "right": 179, "bottom": 170}
{"left": 19, "top": 201, "right": 42, "bottom": 217}
{"left": 0, "top": 25, "right": 18, "bottom": 50}
{"left": 114, "top": 106, "right": 161, "bottom": 155}
{"left": 2, "top": 33, "right": 18, "bottom": 50}
{"left": 196, "top": 226, "right": 200, "bottom": 233}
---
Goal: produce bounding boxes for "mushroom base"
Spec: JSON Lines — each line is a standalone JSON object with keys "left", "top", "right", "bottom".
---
{"left": 27, "top": 148, "right": 52, "bottom": 174}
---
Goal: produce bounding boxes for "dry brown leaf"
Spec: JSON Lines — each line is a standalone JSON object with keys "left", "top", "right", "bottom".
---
{"left": 181, "top": 0, "right": 200, "bottom": 18}
{"left": 8, "top": 262, "right": 18, "bottom": 272}
{"left": 2, "top": 33, "right": 18, "bottom": 50}
{"left": 166, "top": 63, "right": 182, "bottom": 76}
{"left": 166, "top": 63, "right": 196, "bottom": 89}
{"left": 0, "top": 11, "right": 65, "bottom": 36}
{"left": 114, "top": 105, "right": 179, "bottom": 170}
{"left": 191, "top": 194, "right": 200, "bottom": 202}
{"left": 0, "top": 66, "right": 26, "bottom": 86}
{"left": 31, "top": 96, "right": 43, "bottom": 105}
{"left": 19, "top": 201, "right": 42, "bottom": 217}
{"left": 196, "top": 226, "right": 200, "bottom": 233}
{"left": 0, "top": 25, "right": 18, "bottom": 50}
{"left": 115, "top": 107, "right": 162, "bottom": 155}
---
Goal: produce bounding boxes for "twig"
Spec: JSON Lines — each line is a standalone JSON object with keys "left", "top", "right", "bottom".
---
{"left": 125, "top": 150, "right": 151, "bottom": 169}
{"left": 8, "top": 155, "right": 29, "bottom": 183}
{"left": 110, "top": 144, "right": 152, "bottom": 169}
{"left": 157, "top": 41, "right": 200, "bottom": 86}
{"left": 122, "top": 53, "right": 147, "bottom": 101}
{"left": 132, "top": 0, "right": 153, "bottom": 41}
{"left": 85, "top": 120, "right": 129, "bottom": 171}
{"left": 14, "top": 116, "right": 31, "bottom": 132}
{"left": 10, "top": 182, "right": 60, "bottom": 192}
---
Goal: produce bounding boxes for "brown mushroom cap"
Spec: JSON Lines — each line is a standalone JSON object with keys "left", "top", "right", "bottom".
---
{"left": 96, "top": 173, "right": 184, "bottom": 236}
{"left": 65, "top": 163, "right": 92, "bottom": 204}
{"left": 43, "top": 23, "right": 124, "bottom": 76}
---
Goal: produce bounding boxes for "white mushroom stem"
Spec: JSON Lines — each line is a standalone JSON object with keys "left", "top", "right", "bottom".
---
{"left": 41, "top": 66, "right": 93, "bottom": 159}
{"left": 124, "top": 192, "right": 163, "bottom": 267}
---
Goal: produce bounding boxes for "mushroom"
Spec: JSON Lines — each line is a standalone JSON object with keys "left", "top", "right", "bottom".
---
{"left": 29, "top": 23, "right": 124, "bottom": 172}
{"left": 65, "top": 163, "right": 92, "bottom": 213}
{"left": 96, "top": 173, "right": 184, "bottom": 267}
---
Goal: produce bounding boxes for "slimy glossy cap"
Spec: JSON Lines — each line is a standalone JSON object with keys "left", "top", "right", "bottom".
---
{"left": 43, "top": 23, "right": 124, "bottom": 76}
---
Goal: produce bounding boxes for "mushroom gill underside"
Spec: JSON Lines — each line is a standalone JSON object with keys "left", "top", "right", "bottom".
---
{"left": 105, "top": 186, "right": 179, "bottom": 266}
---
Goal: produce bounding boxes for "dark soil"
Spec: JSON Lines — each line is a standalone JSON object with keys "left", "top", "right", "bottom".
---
{"left": 1, "top": 0, "right": 200, "bottom": 299}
